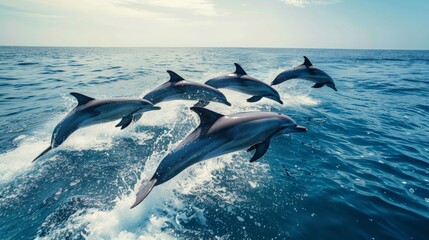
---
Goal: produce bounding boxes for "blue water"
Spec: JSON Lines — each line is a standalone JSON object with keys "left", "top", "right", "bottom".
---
{"left": 0, "top": 47, "right": 428, "bottom": 239}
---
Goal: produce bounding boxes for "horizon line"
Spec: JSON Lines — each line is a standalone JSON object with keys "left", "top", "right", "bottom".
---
{"left": 1, "top": 45, "right": 428, "bottom": 51}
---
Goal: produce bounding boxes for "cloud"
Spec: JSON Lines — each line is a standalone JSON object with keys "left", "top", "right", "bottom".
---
{"left": 281, "top": 0, "right": 341, "bottom": 7}
{"left": 2, "top": 0, "right": 223, "bottom": 22}
{"left": 0, "top": 4, "right": 63, "bottom": 19}
{"left": 113, "top": 0, "right": 223, "bottom": 17}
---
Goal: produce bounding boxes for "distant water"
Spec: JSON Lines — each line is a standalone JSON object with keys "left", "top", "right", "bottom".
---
{"left": 0, "top": 47, "right": 428, "bottom": 239}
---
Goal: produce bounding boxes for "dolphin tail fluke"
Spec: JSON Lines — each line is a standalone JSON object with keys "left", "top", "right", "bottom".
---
{"left": 32, "top": 146, "right": 52, "bottom": 162}
{"left": 247, "top": 96, "right": 263, "bottom": 103}
{"left": 130, "top": 178, "right": 157, "bottom": 209}
{"left": 193, "top": 100, "right": 210, "bottom": 108}
{"left": 312, "top": 83, "right": 324, "bottom": 88}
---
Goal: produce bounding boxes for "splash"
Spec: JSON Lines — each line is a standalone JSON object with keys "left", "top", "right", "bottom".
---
{"left": 0, "top": 136, "right": 47, "bottom": 183}
{"left": 58, "top": 153, "right": 249, "bottom": 239}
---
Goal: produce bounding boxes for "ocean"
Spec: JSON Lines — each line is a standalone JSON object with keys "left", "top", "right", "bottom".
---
{"left": 0, "top": 47, "right": 428, "bottom": 239}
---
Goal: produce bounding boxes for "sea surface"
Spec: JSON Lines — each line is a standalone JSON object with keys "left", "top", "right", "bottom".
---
{"left": 0, "top": 47, "right": 428, "bottom": 239}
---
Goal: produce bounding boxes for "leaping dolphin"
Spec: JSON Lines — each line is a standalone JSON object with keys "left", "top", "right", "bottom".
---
{"left": 32, "top": 92, "right": 160, "bottom": 162}
{"left": 271, "top": 56, "right": 337, "bottom": 91}
{"left": 142, "top": 70, "right": 231, "bottom": 108}
{"left": 130, "top": 107, "right": 307, "bottom": 208}
{"left": 204, "top": 63, "right": 283, "bottom": 104}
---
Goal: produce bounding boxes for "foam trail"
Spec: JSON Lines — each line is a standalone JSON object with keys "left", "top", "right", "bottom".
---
{"left": 66, "top": 154, "right": 238, "bottom": 239}
{"left": 0, "top": 136, "right": 48, "bottom": 183}
{"left": 0, "top": 113, "right": 155, "bottom": 184}
{"left": 0, "top": 109, "right": 68, "bottom": 183}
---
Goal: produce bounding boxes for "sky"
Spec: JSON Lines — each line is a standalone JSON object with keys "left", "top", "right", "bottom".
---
{"left": 0, "top": 0, "right": 428, "bottom": 49}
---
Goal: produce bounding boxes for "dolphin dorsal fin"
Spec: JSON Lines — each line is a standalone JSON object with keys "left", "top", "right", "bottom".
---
{"left": 234, "top": 63, "right": 247, "bottom": 75}
{"left": 190, "top": 107, "right": 223, "bottom": 127}
{"left": 166, "top": 70, "right": 185, "bottom": 82}
{"left": 70, "top": 92, "right": 95, "bottom": 106}
{"left": 302, "top": 56, "right": 313, "bottom": 68}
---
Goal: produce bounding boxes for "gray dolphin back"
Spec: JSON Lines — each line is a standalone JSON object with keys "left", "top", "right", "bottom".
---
{"left": 271, "top": 56, "right": 312, "bottom": 86}
{"left": 205, "top": 63, "right": 283, "bottom": 104}
{"left": 32, "top": 92, "right": 95, "bottom": 162}
{"left": 130, "top": 107, "right": 224, "bottom": 208}
{"left": 32, "top": 92, "right": 159, "bottom": 162}
{"left": 143, "top": 70, "right": 231, "bottom": 106}
{"left": 271, "top": 56, "right": 337, "bottom": 91}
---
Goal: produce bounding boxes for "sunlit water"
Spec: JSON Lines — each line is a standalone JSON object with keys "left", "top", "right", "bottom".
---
{"left": 0, "top": 47, "right": 428, "bottom": 239}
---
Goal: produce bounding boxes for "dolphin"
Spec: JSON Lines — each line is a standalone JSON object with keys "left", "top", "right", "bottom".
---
{"left": 271, "top": 56, "right": 337, "bottom": 91}
{"left": 32, "top": 92, "right": 160, "bottom": 162}
{"left": 204, "top": 63, "right": 283, "bottom": 104}
{"left": 130, "top": 107, "right": 307, "bottom": 208}
{"left": 142, "top": 70, "right": 231, "bottom": 108}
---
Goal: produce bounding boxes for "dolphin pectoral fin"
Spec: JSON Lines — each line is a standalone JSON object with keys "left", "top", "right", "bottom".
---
{"left": 247, "top": 96, "right": 263, "bottom": 103}
{"left": 247, "top": 145, "right": 257, "bottom": 152}
{"left": 32, "top": 146, "right": 52, "bottom": 162}
{"left": 193, "top": 100, "right": 210, "bottom": 108}
{"left": 130, "top": 178, "right": 157, "bottom": 209}
{"left": 120, "top": 121, "right": 132, "bottom": 130}
{"left": 312, "top": 83, "right": 325, "bottom": 88}
{"left": 247, "top": 139, "right": 271, "bottom": 162}
{"left": 115, "top": 116, "right": 133, "bottom": 130}
{"left": 132, "top": 114, "right": 143, "bottom": 123}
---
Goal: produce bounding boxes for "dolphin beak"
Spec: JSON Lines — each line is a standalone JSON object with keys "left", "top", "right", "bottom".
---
{"left": 333, "top": 86, "right": 338, "bottom": 92}
{"left": 277, "top": 99, "right": 284, "bottom": 105}
{"left": 294, "top": 125, "right": 307, "bottom": 132}
{"left": 152, "top": 106, "right": 161, "bottom": 110}
{"left": 225, "top": 101, "right": 232, "bottom": 106}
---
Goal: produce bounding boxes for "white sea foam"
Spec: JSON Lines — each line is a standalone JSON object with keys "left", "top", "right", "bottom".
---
{"left": 0, "top": 111, "right": 154, "bottom": 184}
{"left": 0, "top": 110, "right": 64, "bottom": 184}
{"left": 63, "top": 153, "right": 241, "bottom": 239}
{"left": 0, "top": 136, "right": 46, "bottom": 183}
